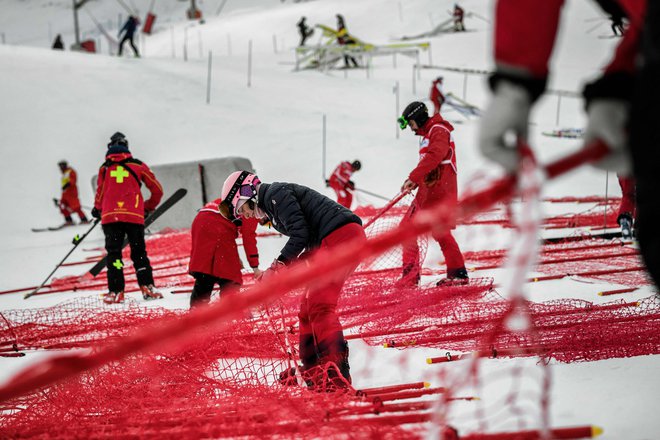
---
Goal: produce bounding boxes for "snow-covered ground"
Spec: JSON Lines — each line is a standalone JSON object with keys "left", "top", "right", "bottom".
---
{"left": 0, "top": 0, "right": 658, "bottom": 438}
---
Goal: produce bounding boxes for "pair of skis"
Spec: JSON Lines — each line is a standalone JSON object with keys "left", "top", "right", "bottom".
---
{"left": 25, "top": 189, "right": 187, "bottom": 299}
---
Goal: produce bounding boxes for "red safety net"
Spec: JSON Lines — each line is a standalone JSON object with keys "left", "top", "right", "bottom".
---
{"left": 1, "top": 144, "right": 658, "bottom": 439}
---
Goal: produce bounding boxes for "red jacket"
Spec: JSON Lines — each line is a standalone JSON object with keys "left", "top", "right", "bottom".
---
{"left": 329, "top": 161, "right": 354, "bottom": 189}
{"left": 408, "top": 114, "right": 458, "bottom": 225}
{"left": 429, "top": 79, "right": 445, "bottom": 114}
{"left": 94, "top": 152, "right": 163, "bottom": 225}
{"left": 188, "top": 199, "right": 260, "bottom": 284}
{"left": 494, "top": 0, "right": 645, "bottom": 79}
{"left": 60, "top": 166, "right": 81, "bottom": 210}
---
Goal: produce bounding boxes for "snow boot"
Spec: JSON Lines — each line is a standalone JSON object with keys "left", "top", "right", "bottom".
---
{"left": 140, "top": 284, "right": 163, "bottom": 300}
{"left": 278, "top": 367, "right": 300, "bottom": 386}
{"left": 396, "top": 263, "right": 420, "bottom": 287}
{"left": 436, "top": 267, "right": 469, "bottom": 287}
{"left": 618, "top": 214, "right": 633, "bottom": 240}
{"left": 315, "top": 334, "right": 351, "bottom": 392}
{"left": 103, "top": 291, "right": 125, "bottom": 304}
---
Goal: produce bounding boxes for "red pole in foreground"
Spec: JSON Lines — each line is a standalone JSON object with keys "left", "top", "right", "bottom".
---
{"left": 363, "top": 191, "right": 409, "bottom": 229}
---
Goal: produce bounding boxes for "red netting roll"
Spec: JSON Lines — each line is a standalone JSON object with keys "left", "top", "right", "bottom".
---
{"left": 368, "top": 295, "right": 660, "bottom": 364}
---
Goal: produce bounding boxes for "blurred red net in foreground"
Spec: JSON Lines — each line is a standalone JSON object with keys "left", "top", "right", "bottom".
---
{"left": 2, "top": 146, "right": 658, "bottom": 438}
{"left": 1, "top": 279, "right": 658, "bottom": 438}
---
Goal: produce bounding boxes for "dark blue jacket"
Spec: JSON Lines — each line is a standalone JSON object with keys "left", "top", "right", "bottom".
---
{"left": 120, "top": 17, "right": 139, "bottom": 37}
{"left": 257, "top": 182, "right": 362, "bottom": 263}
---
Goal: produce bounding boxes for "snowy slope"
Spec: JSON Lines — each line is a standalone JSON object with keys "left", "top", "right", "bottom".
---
{"left": 0, "top": 0, "right": 658, "bottom": 438}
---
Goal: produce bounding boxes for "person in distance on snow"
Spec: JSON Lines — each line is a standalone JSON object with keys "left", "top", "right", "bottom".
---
{"left": 297, "top": 16, "right": 314, "bottom": 47}
{"left": 477, "top": 1, "right": 659, "bottom": 289}
{"left": 336, "top": 14, "right": 359, "bottom": 68}
{"left": 221, "top": 171, "right": 366, "bottom": 390}
{"left": 92, "top": 132, "right": 164, "bottom": 304}
{"left": 326, "top": 160, "right": 361, "bottom": 209}
{"left": 57, "top": 160, "right": 89, "bottom": 226}
{"left": 398, "top": 101, "right": 468, "bottom": 287}
{"left": 52, "top": 34, "right": 64, "bottom": 50}
{"left": 118, "top": 15, "right": 140, "bottom": 57}
{"left": 453, "top": 4, "right": 466, "bottom": 32}
{"left": 188, "top": 193, "right": 261, "bottom": 309}
{"left": 429, "top": 76, "right": 446, "bottom": 115}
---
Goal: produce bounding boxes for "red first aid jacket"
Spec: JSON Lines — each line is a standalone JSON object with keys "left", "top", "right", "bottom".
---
{"left": 408, "top": 114, "right": 458, "bottom": 226}
{"left": 188, "top": 199, "right": 260, "bottom": 284}
{"left": 494, "top": 0, "right": 645, "bottom": 79}
{"left": 60, "top": 166, "right": 81, "bottom": 210}
{"left": 94, "top": 152, "right": 163, "bottom": 225}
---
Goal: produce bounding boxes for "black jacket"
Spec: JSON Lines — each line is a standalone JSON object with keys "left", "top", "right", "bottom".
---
{"left": 257, "top": 182, "right": 362, "bottom": 263}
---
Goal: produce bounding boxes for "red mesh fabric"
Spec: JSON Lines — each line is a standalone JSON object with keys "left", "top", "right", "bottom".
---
{"left": 1, "top": 146, "right": 657, "bottom": 439}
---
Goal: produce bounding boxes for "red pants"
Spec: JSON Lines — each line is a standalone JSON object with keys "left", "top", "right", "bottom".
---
{"left": 617, "top": 175, "right": 636, "bottom": 220}
{"left": 330, "top": 182, "right": 353, "bottom": 209}
{"left": 298, "top": 222, "right": 366, "bottom": 367}
{"left": 60, "top": 197, "right": 86, "bottom": 221}
{"left": 400, "top": 201, "right": 465, "bottom": 275}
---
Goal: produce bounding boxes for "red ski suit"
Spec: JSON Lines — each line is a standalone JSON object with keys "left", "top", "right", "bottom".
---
{"left": 429, "top": 78, "right": 445, "bottom": 115}
{"left": 328, "top": 161, "right": 355, "bottom": 208}
{"left": 93, "top": 152, "right": 163, "bottom": 225}
{"left": 188, "top": 199, "right": 260, "bottom": 285}
{"left": 494, "top": 0, "right": 644, "bottom": 79}
{"left": 402, "top": 114, "right": 465, "bottom": 273}
{"left": 617, "top": 175, "right": 636, "bottom": 221}
{"left": 59, "top": 166, "right": 84, "bottom": 217}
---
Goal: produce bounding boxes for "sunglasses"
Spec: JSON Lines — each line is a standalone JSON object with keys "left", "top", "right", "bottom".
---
{"left": 397, "top": 116, "right": 409, "bottom": 130}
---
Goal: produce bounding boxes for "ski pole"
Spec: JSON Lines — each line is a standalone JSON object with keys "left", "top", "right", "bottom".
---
{"left": 353, "top": 187, "right": 390, "bottom": 201}
{"left": 24, "top": 219, "right": 100, "bottom": 299}
{"left": 53, "top": 198, "right": 94, "bottom": 212}
{"left": 363, "top": 191, "right": 410, "bottom": 229}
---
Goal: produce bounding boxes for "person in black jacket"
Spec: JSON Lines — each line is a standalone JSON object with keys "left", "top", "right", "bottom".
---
{"left": 52, "top": 34, "right": 64, "bottom": 50}
{"left": 118, "top": 15, "right": 140, "bottom": 57}
{"left": 221, "top": 171, "right": 366, "bottom": 391}
{"left": 297, "top": 16, "right": 314, "bottom": 47}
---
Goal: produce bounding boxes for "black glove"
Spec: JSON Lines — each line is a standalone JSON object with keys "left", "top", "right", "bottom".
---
{"left": 347, "top": 180, "right": 355, "bottom": 190}
{"left": 325, "top": 179, "right": 330, "bottom": 187}
{"left": 91, "top": 207, "right": 101, "bottom": 219}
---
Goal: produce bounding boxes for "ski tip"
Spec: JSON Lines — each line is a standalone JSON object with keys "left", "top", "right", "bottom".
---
{"left": 423, "top": 382, "right": 431, "bottom": 388}
{"left": 591, "top": 426, "right": 604, "bottom": 437}
{"left": 426, "top": 358, "right": 433, "bottom": 364}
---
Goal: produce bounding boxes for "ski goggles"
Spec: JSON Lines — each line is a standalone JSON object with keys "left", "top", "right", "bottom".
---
{"left": 397, "top": 116, "right": 409, "bottom": 130}
{"left": 238, "top": 184, "right": 257, "bottom": 199}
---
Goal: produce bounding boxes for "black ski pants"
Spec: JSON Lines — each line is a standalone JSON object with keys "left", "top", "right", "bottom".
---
{"left": 103, "top": 222, "right": 153, "bottom": 292}
{"left": 118, "top": 34, "right": 139, "bottom": 56}
{"left": 189, "top": 272, "right": 239, "bottom": 309}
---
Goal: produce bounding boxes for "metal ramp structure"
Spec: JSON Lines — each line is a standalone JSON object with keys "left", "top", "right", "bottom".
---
{"left": 295, "top": 24, "right": 429, "bottom": 71}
